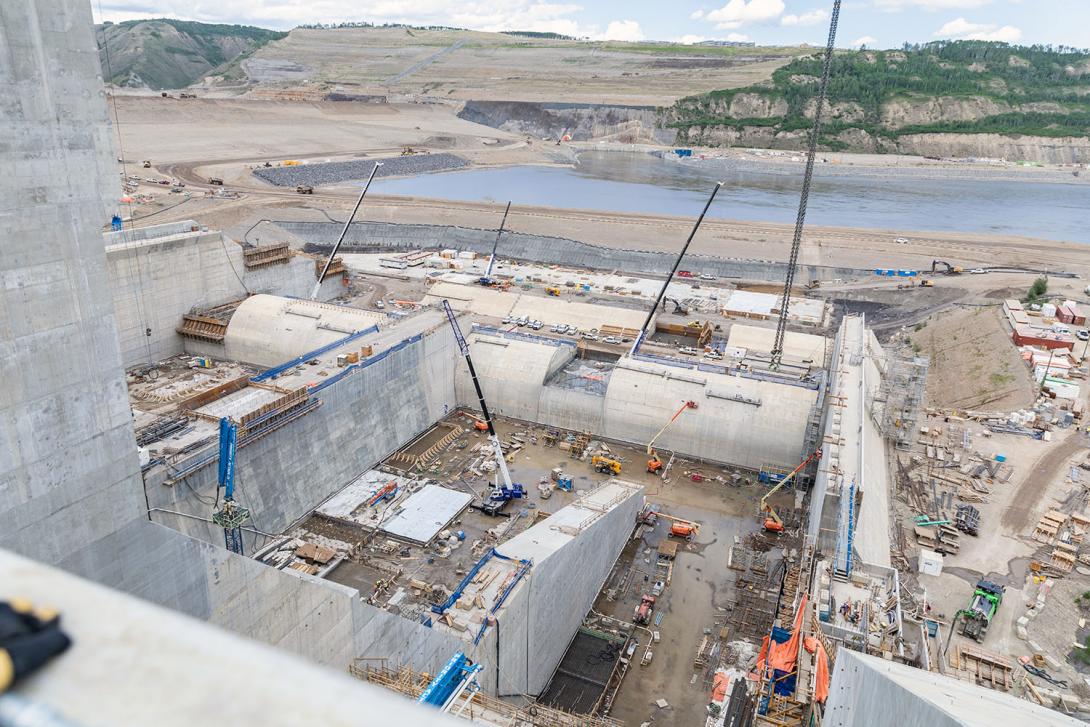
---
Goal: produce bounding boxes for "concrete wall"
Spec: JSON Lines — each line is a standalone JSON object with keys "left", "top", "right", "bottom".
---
{"left": 0, "top": 0, "right": 456, "bottom": 680}
{"left": 147, "top": 328, "right": 460, "bottom": 547}
{"left": 493, "top": 481, "right": 645, "bottom": 696}
{"left": 456, "top": 334, "right": 817, "bottom": 469}
{"left": 106, "top": 225, "right": 342, "bottom": 368}
{"left": 823, "top": 649, "right": 1077, "bottom": 726}
{"left": 223, "top": 294, "right": 386, "bottom": 367}
{"left": 0, "top": 0, "right": 146, "bottom": 566}
{"left": 352, "top": 601, "right": 500, "bottom": 694}
{"left": 285, "top": 220, "right": 866, "bottom": 283}
{"left": 3, "top": 548, "right": 464, "bottom": 727}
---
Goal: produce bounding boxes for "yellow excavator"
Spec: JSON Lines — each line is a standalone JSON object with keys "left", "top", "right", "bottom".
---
{"left": 760, "top": 449, "right": 822, "bottom": 533}
{"left": 647, "top": 401, "right": 698, "bottom": 474}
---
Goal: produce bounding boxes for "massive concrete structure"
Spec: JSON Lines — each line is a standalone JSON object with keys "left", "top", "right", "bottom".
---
{"left": 0, "top": 0, "right": 449, "bottom": 678}
{"left": 458, "top": 330, "right": 821, "bottom": 469}
{"left": 3, "top": 549, "right": 459, "bottom": 726}
{"left": 824, "top": 650, "right": 1079, "bottom": 726}
{"left": 106, "top": 222, "right": 342, "bottom": 367}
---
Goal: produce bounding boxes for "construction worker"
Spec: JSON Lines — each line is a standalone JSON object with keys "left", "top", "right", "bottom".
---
{"left": 0, "top": 599, "right": 71, "bottom": 694}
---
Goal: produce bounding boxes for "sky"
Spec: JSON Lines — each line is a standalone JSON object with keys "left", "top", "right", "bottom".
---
{"left": 91, "top": 0, "right": 1089, "bottom": 50}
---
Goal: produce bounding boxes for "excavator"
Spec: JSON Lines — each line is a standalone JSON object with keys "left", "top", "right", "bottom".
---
{"left": 931, "top": 260, "right": 963, "bottom": 275}
{"left": 647, "top": 400, "right": 698, "bottom": 474}
{"left": 760, "top": 448, "right": 822, "bottom": 533}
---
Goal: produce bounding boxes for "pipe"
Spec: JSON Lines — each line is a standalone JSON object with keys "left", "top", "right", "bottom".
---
{"left": 630, "top": 182, "right": 722, "bottom": 356}
{"left": 310, "top": 162, "right": 382, "bottom": 299}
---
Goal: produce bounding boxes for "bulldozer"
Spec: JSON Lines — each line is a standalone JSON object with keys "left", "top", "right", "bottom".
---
{"left": 592, "top": 455, "right": 621, "bottom": 476}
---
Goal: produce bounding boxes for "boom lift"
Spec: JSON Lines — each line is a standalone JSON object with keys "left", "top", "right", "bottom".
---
{"left": 759, "top": 448, "right": 822, "bottom": 533}
{"left": 477, "top": 201, "right": 511, "bottom": 288}
{"left": 441, "top": 300, "right": 524, "bottom": 516}
{"left": 647, "top": 400, "right": 698, "bottom": 474}
{"left": 212, "top": 417, "right": 250, "bottom": 554}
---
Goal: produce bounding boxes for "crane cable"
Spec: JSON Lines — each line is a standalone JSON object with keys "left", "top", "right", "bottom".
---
{"left": 770, "top": 0, "right": 842, "bottom": 368}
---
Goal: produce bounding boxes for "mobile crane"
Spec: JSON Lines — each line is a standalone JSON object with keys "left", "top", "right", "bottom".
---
{"left": 212, "top": 417, "right": 250, "bottom": 554}
{"left": 477, "top": 201, "right": 511, "bottom": 288}
{"left": 442, "top": 300, "right": 525, "bottom": 516}
{"left": 646, "top": 400, "right": 698, "bottom": 474}
{"left": 759, "top": 448, "right": 822, "bottom": 533}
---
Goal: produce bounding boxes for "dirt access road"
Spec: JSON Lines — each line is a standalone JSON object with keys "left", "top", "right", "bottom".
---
{"left": 1001, "top": 430, "right": 1088, "bottom": 532}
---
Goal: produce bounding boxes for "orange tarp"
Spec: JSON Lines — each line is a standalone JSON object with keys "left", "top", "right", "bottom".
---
{"left": 802, "top": 635, "right": 830, "bottom": 703}
{"left": 711, "top": 671, "right": 731, "bottom": 702}
{"left": 768, "top": 594, "right": 808, "bottom": 673}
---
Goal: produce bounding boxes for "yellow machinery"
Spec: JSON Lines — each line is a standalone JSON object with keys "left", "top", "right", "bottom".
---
{"left": 545, "top": 287, "right": 561, "bottom": 296}
{"left": 592, "top": 455, "right": 621, "bottom": 476}
{"left": 647, "top": 401, "right": 698, "bottom": 474}
{"left": 760, "top": 449, "right": 822, "bottom": 532}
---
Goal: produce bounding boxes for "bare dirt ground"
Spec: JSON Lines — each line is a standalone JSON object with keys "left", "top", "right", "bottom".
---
{"left": 912, "top": 304, "right": 1038, "bottom": 411}
{"left": 239, "top": 27, "right": 805, "bottom": 106}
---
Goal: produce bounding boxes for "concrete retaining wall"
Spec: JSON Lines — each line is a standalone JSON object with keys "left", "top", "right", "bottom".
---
{"left": 284, "top": 220, "right": 864, "bottom": 283}
{"left": 147, "top": 328, "right": 459, "bottom": 546}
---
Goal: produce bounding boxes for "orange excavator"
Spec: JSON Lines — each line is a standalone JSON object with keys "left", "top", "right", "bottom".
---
{"left": 760, "top": 449, "right": 822, "bottom": 532}
{"left": 647, "top": 401, "right": 698, "bottom": 474}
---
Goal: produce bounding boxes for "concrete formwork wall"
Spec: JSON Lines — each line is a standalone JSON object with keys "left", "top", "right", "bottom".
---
{"left": 147, "top": 329, "right": 459, "bottom": 547}
{"left": 106, "top": 228, "right": 341, "bottom": 368}
{"left": 285, "top": 220, "right": 865, "bottom": 283}
{"left": 494, "top": 484, "right": 645, "bottom": 696}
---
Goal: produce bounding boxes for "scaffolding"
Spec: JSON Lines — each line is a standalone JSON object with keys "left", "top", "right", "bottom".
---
{"left": 871, "top": 349, "right": 928, "bottom": 449}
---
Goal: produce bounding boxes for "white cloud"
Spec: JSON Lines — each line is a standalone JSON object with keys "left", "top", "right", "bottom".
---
{"left": 690, "top": 9, "right": 706, "bottom": 19}
{"left": 674, "top": 34, "right": 708, "bottom": 44}
{"left": 934, "top": 17, "right": 1022, "bottom": 41}
{"left": 94, "top": 1, "right": 600, "bottom": 36}
{"left": 599, "top": 19, "right": 644, "bottom": 41}
{"left": 705, "top": 0, "right": 785, "bottom": 29}
{"left": 780, "top": 9, "right": 828, "bottom": 26}
{"left": 873, "top": 0, "right": 992, "bottom": 10}
{"left": 726, "top": 32, "right": 751, "bottom": 41}
{"left": 851, "top": 35, "right": 878, "bottom": 47}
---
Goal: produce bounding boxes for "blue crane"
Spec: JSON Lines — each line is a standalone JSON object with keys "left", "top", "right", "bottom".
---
{"left": 212, "top": 417, "right": 250, "bottom": 554}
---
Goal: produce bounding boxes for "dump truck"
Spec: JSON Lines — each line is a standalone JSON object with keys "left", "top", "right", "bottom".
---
{"left": 592, "top": 455, "right": 621, "bottom": 476}
{"left": 545, "top": 287, "right": 561, "bottom": 296}
{"left": 208, "top": 177, "right": 224, "bottom": 186}
{"left": 296, "top": 185, "right": 314, "bottom": 195}
{"left": 957, "top": 580, "right": 1004, "bottom": 642}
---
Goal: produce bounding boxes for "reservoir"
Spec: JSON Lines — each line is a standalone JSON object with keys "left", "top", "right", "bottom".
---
{"left": 369, "top": 151, "right": 1090, "bottom": 244}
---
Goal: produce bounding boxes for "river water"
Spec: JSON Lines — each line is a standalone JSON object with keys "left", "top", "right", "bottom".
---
{"left": 369, "top": 151, "right": 1090, "bottom": 244}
